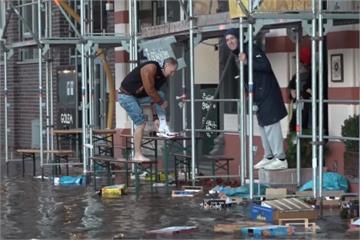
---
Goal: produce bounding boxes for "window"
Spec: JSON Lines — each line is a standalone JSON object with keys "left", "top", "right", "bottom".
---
{"left": 19, "top": 0, "right": 45, "bottom": 61}
{"left": 0, "top": 0, "right": 5, "bottom": 36}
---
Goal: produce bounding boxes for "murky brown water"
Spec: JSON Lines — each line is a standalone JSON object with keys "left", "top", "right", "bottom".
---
{"left": 1, "top": 161, "right": 359, "bottom": 239}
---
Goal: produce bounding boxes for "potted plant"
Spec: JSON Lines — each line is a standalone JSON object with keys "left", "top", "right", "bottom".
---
{"left": 286, "top": 131, "right": 312, "bottom": 168}
{"left": 341, "top": 114, "right": 359, "bottom": 177}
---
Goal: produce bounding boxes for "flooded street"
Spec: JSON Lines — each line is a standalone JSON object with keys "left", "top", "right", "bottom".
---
{"left": 1, "top": 162, "right": 359, "bottom": 239}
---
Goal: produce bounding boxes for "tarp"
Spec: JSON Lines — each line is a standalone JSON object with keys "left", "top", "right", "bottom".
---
{"left": 210, "top": 183, "right": 267, "bottom": 197}
{"left": 299, "top": 172, "right": 349, "bottom": 192}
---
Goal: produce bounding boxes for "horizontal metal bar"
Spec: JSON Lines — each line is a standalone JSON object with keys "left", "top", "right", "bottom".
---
{"left": 323, "top": 12, "right": 360, "bottom": 20}
{"left": 299, "top": 134, "right": 359, "bottom": 141}
{"left": 298, "top": 99, "right": 360, "bottom": 104}
{"left": 194, "top": 174, "right": 241, "bottom": 179}
{"left": 184, "top": 129, "right": 240, "bottom": 133}
{"left": 252, "top": 11, "right": 359, "bottom": 20}
{"left": 183, "top": 99, "right": 239, "bottom": 103}
{"left": 41, "top": 162, "right": 84, "bottom": 166}
{"left": 252, "top": 12, "right": 314, "bottom": 20}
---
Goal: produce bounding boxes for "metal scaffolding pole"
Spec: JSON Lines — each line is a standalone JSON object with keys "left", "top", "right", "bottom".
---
{"left": 134, "top": 0, "right": 138, "bottom": 64}
{"left": 80, "top": 0, "right": 88, "bottom": 174}
{"left": 311, "top": 0, "right": 318, "bottom": 198}
{"left": 318, "top": 0, "right": 325, "bottom": 198}
{"left": 45, "top": 0, "right": 51, "bottom": 163}
{"left": 88, "top": 0, "right": 94, "bottom": 170}
{"left": 38, "top": 0, "right": 44, "bottom": 176}
{"left": 248, "top": 0, "right": 254, "bottom": 199}
{"left": 4, "top": 48, "right": 8, "bottom": 175}
{"left": 295, "top": 29, "right": 301, "bottom": 187}
{"left": 239, "top": 17, "right": 246, "bottom": 185}
{"left": 49, "top": 0, "right": 54, "bottom": 157}
{"left": 164, "top": 0, "right": 168, "bottom": 23}
{"left": 189, "top": 0, "right": 196, "bottom": 185}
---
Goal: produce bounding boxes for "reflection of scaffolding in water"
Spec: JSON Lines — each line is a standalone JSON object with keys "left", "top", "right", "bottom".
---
{"left": 140, "top": 0, "right": 359, "bottom": 200}
{"left": 1, "top": 0, "right": 136, "bottom": 177}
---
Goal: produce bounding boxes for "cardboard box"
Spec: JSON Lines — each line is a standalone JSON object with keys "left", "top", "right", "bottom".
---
{"left": 265, "top": 188, "right": 288, "bottom": 199}
{"left": 181, "top": 185, "right": 203, "bottom": 193}
{"left": 251, "top": 199, "right": 318, "bottom": 224}
{"left": 171, "top": 190, "right": 194, "bottom": 198}
{"left": 241, "top": 225, "right": 294, "bottom": 237}
{"left": 101, "top": 184, "right": 126, "bottom": 198}
{"left": 214, "top": 221, "right": 268, "bottom": 233}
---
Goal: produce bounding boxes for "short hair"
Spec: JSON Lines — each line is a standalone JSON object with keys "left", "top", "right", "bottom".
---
{"left": 162, "top": 57, "right": 178, "bottom": 67}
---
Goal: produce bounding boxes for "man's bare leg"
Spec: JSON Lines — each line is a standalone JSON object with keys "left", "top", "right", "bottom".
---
{"left": 134, "top": 123, "right": 150, "bottom": 161}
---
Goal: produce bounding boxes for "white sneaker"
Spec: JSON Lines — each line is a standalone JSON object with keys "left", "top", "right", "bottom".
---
{"left": 263, "top": 158, "right": 288, "bottom": 170}
{"left": 254, "top": 158, "right": 273, "bottom": 169}
{"left": 157, "top": 124, "right": 177, "bottom": 138}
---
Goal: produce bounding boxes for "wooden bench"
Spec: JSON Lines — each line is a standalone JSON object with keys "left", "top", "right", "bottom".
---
{"left": 173, "top": 153, "right": 194, "bottom": 184}
{"left": 16, "top": 149, "right": 73, "bottom": 177}
{"left": 204, "top": 155, "right": 234, "bottom": 178}
{"left": 89, "top": 156, "right": 124, "bottom": 189}
{"left": 173, "top": 153, "right": 234, "bottom": 182}
{"left": 117, "top": 158, "right": 158, "bottom": 199}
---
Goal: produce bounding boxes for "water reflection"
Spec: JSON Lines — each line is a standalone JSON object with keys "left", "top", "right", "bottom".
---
{"left": 1, "top": 165, "right": 358, "bottom": 239}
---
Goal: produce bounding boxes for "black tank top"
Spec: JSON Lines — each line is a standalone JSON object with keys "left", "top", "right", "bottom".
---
{"left": 120, "top": 61, "right": 167, "bottom": 98}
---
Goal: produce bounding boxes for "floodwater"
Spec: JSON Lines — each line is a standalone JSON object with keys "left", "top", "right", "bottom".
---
{"left": 1, "top": 161, "right": 359, "bottom": 239}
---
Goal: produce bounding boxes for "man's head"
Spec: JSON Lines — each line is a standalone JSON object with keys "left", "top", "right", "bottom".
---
{"left": 225, "top": 28, "right": 239, "bottom": 51}
{"left": 162, "top": 57, "right": 178, "bottom": 78}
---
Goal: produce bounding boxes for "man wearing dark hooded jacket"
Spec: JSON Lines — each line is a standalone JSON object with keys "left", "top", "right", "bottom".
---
{"left": 225, "top": 28, "right": 288, "bottom": 170}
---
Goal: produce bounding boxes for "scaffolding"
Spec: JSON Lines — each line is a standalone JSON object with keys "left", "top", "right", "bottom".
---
{"left": 1, "top": 1, "right": 359, "bottom": 206}
{"left": 138, "top": 0, "right": 360, "bottom": 201}
{"left": 1, "top": 0, "right": 134, "bottom": 177}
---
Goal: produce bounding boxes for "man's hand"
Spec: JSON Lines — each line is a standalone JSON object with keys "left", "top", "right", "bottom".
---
{"left": 290, "top": 89, "right": 296, "bottom": 99}
{"left": 153, "top": 119, "right": 160, "bottom": 132}
{"left": 160, "top": 100, "right": 168, "bottom": 109}
{"left": 239, "top": 52, "right": 247, "bottom": 64}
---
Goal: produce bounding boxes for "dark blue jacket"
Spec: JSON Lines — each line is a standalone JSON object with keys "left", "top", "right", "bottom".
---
{"left": 235, "top": 43, "right": 287, "bottom": 126}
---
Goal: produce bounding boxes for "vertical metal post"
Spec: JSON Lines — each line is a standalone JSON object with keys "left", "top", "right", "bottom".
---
{"left": 239, "top": 17, "right": 246, "bottom": 185}
{"left": 358, "top": 97, "right": 360, "bottom": 217}
{"left": 4, "top": 49, "right": 8, "bottom": 172}
{"left": 129, "top": 0, "right": 136, "bottom": 161}
{"left": 318, "top": 0, "right": 324, "bottom": 198}
{"left": 189, "top": 0, "right": 196, "bottom": 185}
{"left": 134, "top": 0, "right": 138, "bottom": 63}
{"left": 295, "top": 29, "right": 301, "bottom": 186}
{"left": 311, "top": 0, "right": 318, "bottom": 198}
{"left": 80, "top": 0, "right": 87, "bottom": 174}
{"left": 248, "top": 0, "right": 254, "bottom": 199}
{"left": 88, "top": 52, "right": 94, "bottom": 163}
{"left": 88, "top": 0, "right": 94, "bottom": 170}
{"left": 49, "top": 0, "right": 54, "bottom": 155}
{"left": 129, "top": 0, "right": 134, "bottom": 70}
{"left": 164, "top": 0, "right": 167, "bottom": 23}
{"left": 38, "top": 0, "right": 44, "bottom": 174}
{"left": 45, "top": 0, "right": 50, "bottom": 163}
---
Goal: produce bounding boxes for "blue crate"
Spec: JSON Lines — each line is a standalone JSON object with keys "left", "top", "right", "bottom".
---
{"left": 250, "top": 204, "right": 275, "bottom": 223}
{"left": 241, "top": 225, "right": 292, "bottom": 237}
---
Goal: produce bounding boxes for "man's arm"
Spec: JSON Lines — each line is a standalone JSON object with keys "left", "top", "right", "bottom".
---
{"left": 140, "top": 63, "right": 164, "bottom": 104}
{"left": 240, "top": 45, "right": 272, "bottom": 73}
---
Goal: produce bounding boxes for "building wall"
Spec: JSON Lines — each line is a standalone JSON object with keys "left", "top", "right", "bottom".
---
{"left": 0, "top": 3, "right": 116, "bottom": 157}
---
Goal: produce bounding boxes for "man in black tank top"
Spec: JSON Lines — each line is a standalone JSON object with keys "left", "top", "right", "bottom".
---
{"left": 118, "top": 57, "right": 178, "bottom": 161}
